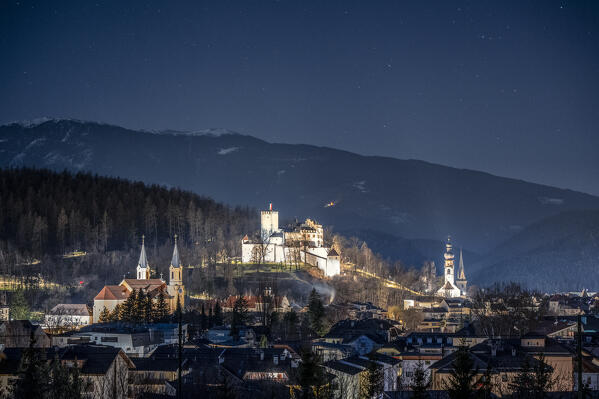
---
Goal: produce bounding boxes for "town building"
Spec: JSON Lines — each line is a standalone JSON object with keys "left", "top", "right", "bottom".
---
{"left": 241, "top": 204, "right": 341, "bottom": 277}
{"left": 44, "top": 303, "right": 91, "bottom": 330}
{"left": 0, "top": 320, "right": 51, "bottom": 348}
{"left": 93, "top": 236, "right": 185, "bottom": 322}
{"left": 323, "top": 353, "right": 400, "bottom": 399}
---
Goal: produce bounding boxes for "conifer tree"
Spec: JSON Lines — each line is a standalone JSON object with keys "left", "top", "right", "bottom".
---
{"left": 360, "top": 354, "right": 383, "bottom": 399}
{"left": 214, "top": 301, "right": 223, "bottom": 326}
{"left": 410, "top": 362, "right": 430, "bottom": 399}
{"left": 200, "top": 303, "right": 207, "bottom": 331}
{"left": 140, "top": 290, "right": 153, "bottom": 323}
{"left": 98, "top": 306, "right": 111, "bottom": 323}
{"left": 10, "top": 289, "right": 30, "bottom": 320}
{"left": 121, "top": 289, "right": 137, "bottom": 322}
{"left": 14, "top": 333, "right": 49, "bottom": 399}
{"left": 154, "top": 289, "right": 169, "bottom": 322}
{"left": 49, "top": 356, "right": 83, "bottom": 399}
{"left": 230, "top": 296, "right": 248, "bottom": 339}
{"left": 443, "top": 346, "right": 478, "bottom": 399}
{"left": 109, "top": 304, "right": 122, "bottom": 321}
{"left": 307, "top": 288, "right": 325, "bottom": 336}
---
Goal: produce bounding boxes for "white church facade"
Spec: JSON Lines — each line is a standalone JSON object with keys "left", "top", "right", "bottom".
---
{"left": 241, "top": 204, "right": 341, "bottom": 277}
{"left": 436, "top": 237, "right": 467, "bottom": 298}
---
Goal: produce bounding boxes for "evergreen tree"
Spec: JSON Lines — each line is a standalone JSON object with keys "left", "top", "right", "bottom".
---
{"left": 140, "top": 290, "right": 153, "bottom": 323}
{"left": 298, "top": 347, "right": 330, "bottom": 399}
{"left": 200, "top": 303, "right": 207, "bottom": 331}
{"left": 121, "top": 289, "right": 137, "bottom": 322}
{"left": 214, "top": 301, "right": 223, "bottom": 326}
{"left": 410, "top": 362, "right": 430, "bottom": 399}
{"left": 510, "top": 355, "right": 554, "bottom": 399}
{"left": 307, "top": 288, "right": 325, "bottom": 336}
{"left": 284, "top": 309, "right": 299, "bottom": 340}
{"left": 98, "top": 306, "right": 111, "bottom": 323}
{"left": 154, "top": 289, "right": 169, "bottom": 322}
{"left": 49, "top": 356, "right": 83, "bottom": 399}
{"left": 360, "top": 354, "right": 383, "bottom": 399}
{"left": 443, "top": 346, "right": 479, "bottom": 399}
{"left": 208, "top": 306, "right": 214, "bottom": 328}
{"left": 14, "top": 333, "right": 49, "bottom": 399}
{"left": 230, "top": 296, "right": 248, "bottom": 339}
{"left": 10, "top": 289, "right": 30, "bottom": 320}
{"left": 109, "top": 304, "right": 122, "bottom": 321}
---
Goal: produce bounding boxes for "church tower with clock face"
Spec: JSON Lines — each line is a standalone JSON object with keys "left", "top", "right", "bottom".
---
{"left": 166, "top": 235, "right": 185, "bottom": 312}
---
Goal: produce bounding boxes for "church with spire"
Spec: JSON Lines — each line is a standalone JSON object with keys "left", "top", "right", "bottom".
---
{"left": 436, "top": 237, "right": 468, "bottom": 298}
{"left": 92, "top": 235, "right": 185, "bottom": 323}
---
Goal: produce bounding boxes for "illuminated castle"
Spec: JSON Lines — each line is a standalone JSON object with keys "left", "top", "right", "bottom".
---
{"left": 241, "top": 204, "right": 340, "bottom": 277}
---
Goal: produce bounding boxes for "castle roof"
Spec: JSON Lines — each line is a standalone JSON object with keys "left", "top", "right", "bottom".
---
{"left": 94, "top": 285, "right": 129, "bottom": 301}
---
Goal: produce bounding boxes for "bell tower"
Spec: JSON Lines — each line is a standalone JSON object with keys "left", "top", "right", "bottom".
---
{"left": 444, "top": 236, "right": 455, "bottom": 286}
{"left": 167, "top": 235, "right": 185, "bottom": 311}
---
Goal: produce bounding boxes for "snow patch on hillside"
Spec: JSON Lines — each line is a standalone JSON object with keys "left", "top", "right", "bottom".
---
{"left": 25, "top": 138, "right": 46, "bottom": 150}
{"left": 538, "top": 197, "right": 564, "bottom": 205}
{"left": 217, "top": 147, "right": 239, "bottom": 155}
{"left": 353, "top": 180, "right": 367, "bottom": 192}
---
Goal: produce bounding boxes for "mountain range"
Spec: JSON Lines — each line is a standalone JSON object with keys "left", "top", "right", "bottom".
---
{"left": 1, "top": 119, "right": 598, "bottom": 290}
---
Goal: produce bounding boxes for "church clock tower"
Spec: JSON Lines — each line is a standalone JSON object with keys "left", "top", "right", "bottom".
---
{"left": 167, "top": 235, "right": 185, "bottom": 311}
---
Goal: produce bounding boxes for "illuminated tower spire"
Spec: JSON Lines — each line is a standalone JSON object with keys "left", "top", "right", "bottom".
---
{"left": 136, "top": 235, "right": 150, "bottom": 279}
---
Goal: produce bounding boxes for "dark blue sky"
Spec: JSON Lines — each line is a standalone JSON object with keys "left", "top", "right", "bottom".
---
{"left": 1, "top": 0, "right": 598, "bottom": 194}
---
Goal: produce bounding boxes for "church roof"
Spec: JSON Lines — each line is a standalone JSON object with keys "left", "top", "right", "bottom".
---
{"left": 457, "top": 249, "right": 466, "bottom": 280}
{"left": 138, "top": 237, "right": 148, "bottom": 269}
{"left": 442, "top": 282, "right": 455, "bottom": 290}
{"left": 327, "top": 249, "right": 339, "bottom": 257}
{"left": 171, "top": 238, "right": 180, "bottom": 268}
{"left": 95, "top": 285, "right": 129, "bottom": 301}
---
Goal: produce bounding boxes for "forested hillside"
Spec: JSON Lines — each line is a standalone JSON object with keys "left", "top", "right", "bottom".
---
{"left": 0, "top": 168, "right": 256, "bottom": 258}
{"left": 0, "top": 168, "right": 258, "bottom": 309}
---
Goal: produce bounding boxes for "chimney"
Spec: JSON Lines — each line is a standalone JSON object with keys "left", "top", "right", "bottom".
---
{"left": 219, "top": 356, "right": 224, "bottom": 364}
{"left": 511, "top": 348, "right": 517, "bottom": 357}
{"left": 273, "top": 355, "right": 279, "bottom": 365}
{"left": 260, "top": 351, "right": 264, "bottom": 361}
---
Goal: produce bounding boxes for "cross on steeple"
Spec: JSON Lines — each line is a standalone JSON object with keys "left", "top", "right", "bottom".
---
{"left": 174, "top": 234, "right": 177, "bottom": 244}
{"left": 142, "top": 234, "right": 145, "bottom": 245}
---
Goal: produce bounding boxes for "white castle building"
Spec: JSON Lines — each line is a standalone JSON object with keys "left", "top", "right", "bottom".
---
{"left": 436, "top": 237, "right": 467, "bottom": 298}
{"left": 241, "top": 204, "right": 341, "bottom": 277}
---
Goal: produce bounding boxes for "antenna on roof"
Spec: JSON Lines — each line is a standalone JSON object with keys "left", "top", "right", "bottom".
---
{"left": 269, "top": 203, "right": 272, "bottom": 211}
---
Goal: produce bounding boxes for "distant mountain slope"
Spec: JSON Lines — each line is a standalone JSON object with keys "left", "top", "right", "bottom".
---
{"left": 1, "top": 119, "right": 598, "bottom": 261}
{"left": 471, "top": 210, "right": 599, "bottom": 291}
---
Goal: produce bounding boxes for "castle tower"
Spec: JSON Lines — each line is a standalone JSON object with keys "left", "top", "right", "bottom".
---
{"left": 167, "top": 235, "right": 185, "bottom": 311}
{"left": 455, "top": 248, "right": 468, "bottom": 294}
{"left": 443, "top": 237, "right": 455, "bottom": 286}
{"left": 136, "top": 235, "right": 151, "bottom": 279}
{"left": 260, "top": 203, "right": 279, "bottom": 242}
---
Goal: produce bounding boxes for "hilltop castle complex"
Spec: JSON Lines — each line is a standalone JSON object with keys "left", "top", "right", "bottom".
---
{"left": 241, "top": 204, "right": 341, "bottom": 277}
{"left": 93, "top": 236, "right": 185, "bottom": 322}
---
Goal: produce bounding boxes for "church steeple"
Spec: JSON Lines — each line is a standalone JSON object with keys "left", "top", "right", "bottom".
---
{"left": 169, "top": 234, "right": 182, "bottom": 286}
{"left": 170, "top": 234, "right": 180, "bottom": 269}
{"left": 136, "top": 235, "right": 151, "bottom": 279}
{"left": 456, "top": 248, "right": 468, "bottom": 294}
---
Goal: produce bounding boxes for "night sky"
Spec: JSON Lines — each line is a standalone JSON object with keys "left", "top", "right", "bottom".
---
{"left": 1, "top": 1, "right": 598, "bottom": 195}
